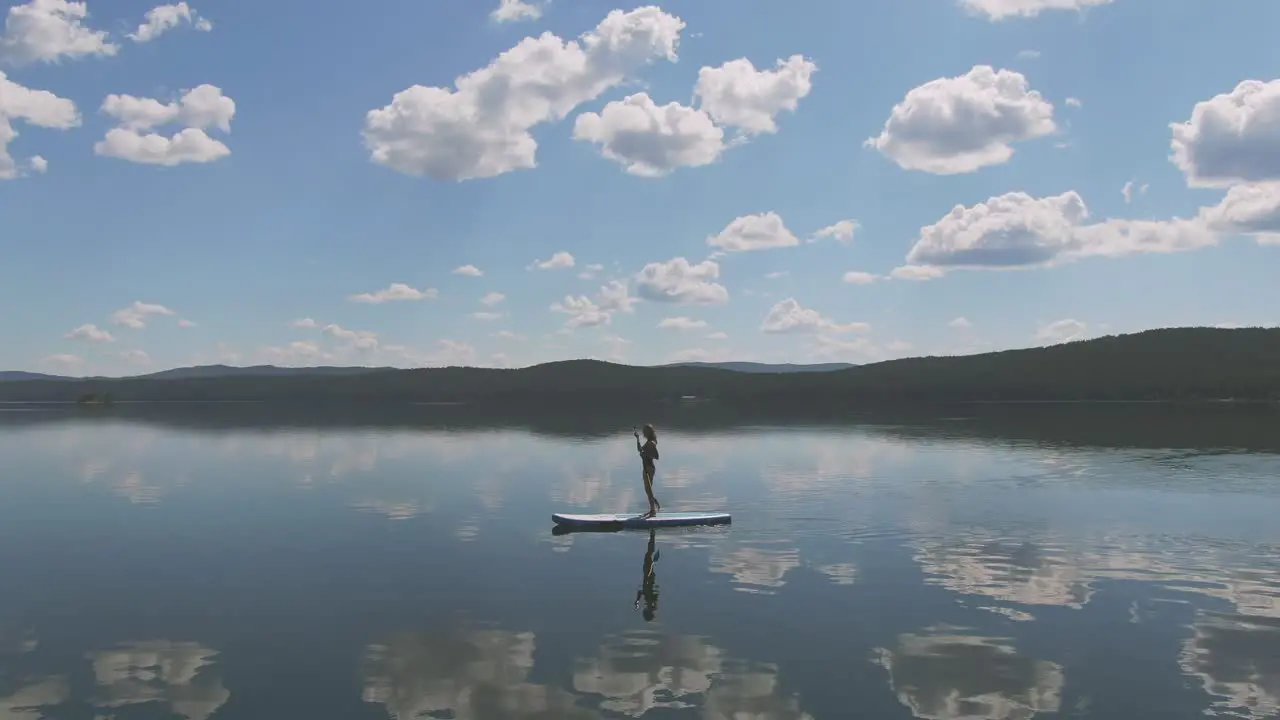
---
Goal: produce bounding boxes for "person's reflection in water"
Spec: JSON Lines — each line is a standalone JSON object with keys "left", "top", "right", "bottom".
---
{"left": 634, "top": 529, "right": 661, "bottom": 622}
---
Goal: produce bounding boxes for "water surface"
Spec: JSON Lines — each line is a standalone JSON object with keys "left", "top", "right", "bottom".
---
{"left": 1, "top": 403, "right": 1278, "bottom": 719}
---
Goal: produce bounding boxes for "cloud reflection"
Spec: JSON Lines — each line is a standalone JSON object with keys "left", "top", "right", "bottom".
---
{"left": 88, "top": 640, "right": 230, "bottom": 720}
{"left": 874, "top": 626, "right": 1064, "bottom": 720}
{"left": 362, "top": 626, "right": 596, "bottom": 719}
{"left": 1180, "top": 611, "right": 1280, "bottom": 719}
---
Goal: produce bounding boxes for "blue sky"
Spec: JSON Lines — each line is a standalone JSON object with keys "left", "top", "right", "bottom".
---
{"left": 2, "top": 0, "right": 1279, "bottom": 376}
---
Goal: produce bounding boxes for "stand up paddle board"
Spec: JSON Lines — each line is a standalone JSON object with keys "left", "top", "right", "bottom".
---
{"left": 551, "top": 511, "right": 731, "bottom": 529}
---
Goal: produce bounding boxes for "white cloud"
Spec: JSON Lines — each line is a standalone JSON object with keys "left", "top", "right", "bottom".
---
{"left": 1198, "top": 182, "right": 1280, "bottom": 244}
{"left": 706, "top": 331, "right": 728, "bottom": 340}
{"left": 811, "top": 219, "right": 858, "bottom": 243}
{"left": 634, "top": 257, "right": 728, "bottom": 304}
{"left": 903, "top": 191, "right": 1217, "bottom": 272}
{"left": 550, "top": 279, "right": 635, "bottom": 330}
{"left": 0, "top": 0, "right": 117, "bottom": 65}
{"left": 1121, "top": 180, "right": 1145, "bottom": 204}
{"left": 348, "top": 283, "right": 437, "bottom": 303}
{"left": 94, "top": 84, "right": 235, "bottom": 166}
{"left": 493, "top": 330, "right": 526, "bottom": 341}
{"left": 530, "top": 251, "right": 574, "bottom": 270}
{"left": 110, "top": 301, "right": 176, "bottom": 329}
{"left": 949, "top": 317, "right": 973, "bottom": 329}
{"left": 890, "top": 265, "right": 946, "bottom": 281}
{"left": 693, "top": 55, "right": 817, "bottom": 135}
{"left": 28, "top": 154, "right": 45, "bottom": 172}
{"left": 452, "top": 265, "right": 483, "bottom": 277}
{"left": 551, "top": 295, "right": 611, "bottom": 330}
{"left": 764, "top": 271, "right": 788, "bottom": 279}
{"left": 120, "top": 348, "right": 151, "bottom": 366}
{"left": 479, "top": 292, "right": 505, "bottom": 306}
{"left": 960, "top": 0, "right": 1114, "bottom": 21}
{"left": 1017, "top": 49, "right": 1041, "bottom": 59}
{"left": 761, "top": 298, "right": 869, "bottom": 334}
{"left": 573, "top": 92, "right": 725, "bottom": 176}
{"left": 41, "top": 353, "right": 84, "bottom": 370}
{"left": 0, "top": 71, "right": 80, "bottom": 179}
{"left": 176, "top": 319, "right": 196, "bottom": 327}
{"left": 706, "top": 212, "right": 800, "bottom": 252}
{"left": 490, "top": 0, "right": 543, "bottom": 23}
{"left": 127, "top": 3, "right": 212, "bottom": 43}
{"left": 471, "top": 311, "right": 504, "bottom": 321}
{"left": 1036, "top": 318, "right": 1087, "bottom": 344}
{"left": 658, "top": 316, "right": 707, "bottom": 330}
{"left": 64, "top": 323, "right": 115, "bottom": 342}
{"left": 293, "top": 319, "right": 380, "bottom": 351}
{"left": 1065, "top": 96, "right": 1081, "bottom": 108}
{"left": 577, "top": 263, "right": 604, "bottom": 279}
{"left": 866, "top": 65, "right": 1056, "bottom": 174}
{"left": 362, "top": 6, "right": 684, "bottom": 181}
{"left": 842, "top": 271, "right": 878, "bottom": 285}
{"left": 1171, "top": 79, "right": 1280, "bottom": 188}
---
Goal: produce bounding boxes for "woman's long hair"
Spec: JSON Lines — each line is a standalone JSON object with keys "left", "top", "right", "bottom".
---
{"left": 642, "top": 424, "right": 657, "bottom": 442}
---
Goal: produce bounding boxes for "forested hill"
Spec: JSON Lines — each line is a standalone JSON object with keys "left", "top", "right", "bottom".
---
{"left": 2, "top": 327, "right": 1278, "bottom": 405}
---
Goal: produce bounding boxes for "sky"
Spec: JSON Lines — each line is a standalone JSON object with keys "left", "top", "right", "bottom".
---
{"left": 1, "top": 0, "right": 1279, "bottom": 376}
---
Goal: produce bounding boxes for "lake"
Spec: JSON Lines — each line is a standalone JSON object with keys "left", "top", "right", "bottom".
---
{"left": 1, "top": 402, "right": 1278, "bottom": 719}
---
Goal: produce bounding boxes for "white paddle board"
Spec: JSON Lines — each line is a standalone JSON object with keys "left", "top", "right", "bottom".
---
{"left": 551, "top": 511, "right": 731, "bottom": 528}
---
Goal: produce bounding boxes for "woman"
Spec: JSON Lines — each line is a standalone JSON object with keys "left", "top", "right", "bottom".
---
{"left": 634, "top": 424, "right": 661, "bottom": 518}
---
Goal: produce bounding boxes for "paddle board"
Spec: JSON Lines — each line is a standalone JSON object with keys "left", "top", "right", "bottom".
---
{"left": 551, "top": 511, "right": 731, "bottom": 529}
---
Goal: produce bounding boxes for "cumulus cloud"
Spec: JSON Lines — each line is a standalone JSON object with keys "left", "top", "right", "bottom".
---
{"left": 573, "top": 93, "right": 725, "bottom": 176}
{"left": 842, "top": 271, "right": 878, "bottom": 285}
{"left": 1198, "top": 182, "right": 1280, "bottom": 244}
{"left": 362, "top": 6, "right": 685, "bottom": 181}
{"left": 960, "top": 0, "right": 1114, "bottom": 21}
{"left": 811, "top": 219, "right": 858, "bottom": 243}
{"left": 0, "top": 0, "right": 117, "bottom": 65}
{"left": 574, "top": 53, "right": 816, "bottom": 176}
{"left": 902, "top": 191, "right": 1217, "bottom": 274}
{"left": 634, "top": 257, "right": 728, "bottom": 304}
{"left": 866, "top": 65, "right": 1056, "bottom": 174}
{"left": 41, "top": 352, "right": 84, "bottom": 371}
{"left": 127, "top": 2, "right": 212, "bottom": 43}
{"left": 479, "top": 292, "right": 505, "bottom": 306}
{"left": 490, "top": 0, "right": 543, "bottom": 23}
{"left": 693, "top": 54, "right": 817, "bottom": 135}
{"left": 761, "top": 298, "right": 869, "bottom": 334}
{"left": 0, "top": 71, "right": 80, "bottom": 179}
{"left": 551, "top": 280, "right": 635, "bottom": 330}
{"left": 110, "top": 301, "right": 176, "bottom": 329}
{"left": 1170, "top": 79, "right": 1280, "bottom": 189}
{"left": 890, "top": 265, "right": 946, "bottom": 281}
{"left": 1036, "top": 318, "right": 1087, "bottom": 344}
{"left": 291, "top": 318, "right": 381, "bottom": 353}
{"left": 471, "top": 311, "right": 504, "bottom": 321}
{"left": 577, "top": 263, "right": 604, "bottom": 279}
{"left": 348, "top": 283, "right": 437, "bottom": 303}
{"left": 658, "top": 316, "right": 707, "bottom": 330}
{"left": 706, "top": 212, "right": 800, "bottom": 252}
{"left": 452, "top": 264, "right": 483, "bottom": 276}
{"left": 64, "top": 323, "right": 115, "bottom": 342}
{"left": 949, "top": 317, "right": 973, "bottom": 329}
{"left": 1121, "top": 180, "right": 1148, "bottom": 204}
{"left": 529, "top": 251, "right": 574, "bottom": 270}
{"left": 94, "top": 84, "right": 235, "bottom": 166}
{"left": 119, "top": 348, "right": 152, "bottom": 365}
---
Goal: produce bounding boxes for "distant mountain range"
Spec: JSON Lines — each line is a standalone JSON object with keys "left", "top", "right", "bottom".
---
{"left": 0, "top": 361, "right": 855, "bottom": 382}
{"left": 662, "top": 361, "right": 856, "bottom": 373}
{"left": 2, "top": 328, "right": 1278, "bottom": 405}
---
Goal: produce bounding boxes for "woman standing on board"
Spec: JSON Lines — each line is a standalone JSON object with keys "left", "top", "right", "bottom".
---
{"left": 634, "top": 424, "right": 661, "bottom": 518}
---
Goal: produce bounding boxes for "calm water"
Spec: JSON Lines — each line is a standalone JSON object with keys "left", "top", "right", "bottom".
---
{"left": 2, "top": 403, "right": 1279, "bottom": 719}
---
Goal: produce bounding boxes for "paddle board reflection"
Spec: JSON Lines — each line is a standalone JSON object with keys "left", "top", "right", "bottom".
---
{"left": 635, "top": 529, "right": 660, "bottom": 622}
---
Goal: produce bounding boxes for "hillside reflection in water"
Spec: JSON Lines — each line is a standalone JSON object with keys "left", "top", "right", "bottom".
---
{"left": 0, "top": 402, "right": 1278, "bottom": 719}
